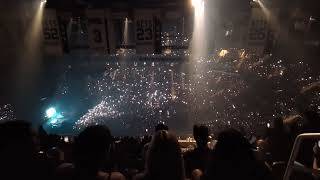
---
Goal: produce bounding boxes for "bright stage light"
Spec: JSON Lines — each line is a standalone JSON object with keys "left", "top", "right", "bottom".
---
{"left": 46, "top": 107, "right": 57, "bottom": 118}
{"left": 190, "top": 0, "right": 206, "bottom": 57}
{"left": 123, "top": 17, "right": 129, "bottom": 45}
{"left": 251, "top": 0, "right": 271, "bottom": 19}
{"left": 191, "top": 0, "right": 197, "bottom": 7}
{"left": 40, "top": 0, "right": 47, "bottom": 6}
{"left": 191, "top": 0, "right": 204, "bottom": 8}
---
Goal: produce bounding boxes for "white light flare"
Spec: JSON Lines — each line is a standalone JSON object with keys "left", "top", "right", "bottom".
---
{"left": 123, "top": 17, "right": 129, "bottom": 45}
{"left": 191, "top": 0, "right": 205, "bottom": 20}
{"left": 46, "top": 107, "right": 56, "bottom": 118}
{"left": 190, "top": 0, "right": 207, "bottom": 58}
{"left": 16, "top": 0, "right": 47, "bottom": 91}
{"left": 22, "top": 0, "right": 46, "bottom": 58}
{"left": 255, "top": 0, "right": 271, "bottom": 19}
{"left": 192, "top": 0, "right": 205, "bottom": 12}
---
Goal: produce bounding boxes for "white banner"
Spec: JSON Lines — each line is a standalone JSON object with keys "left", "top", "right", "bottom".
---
{"left": 86, "top": 9, "right": 107, "bottom": 51}
{"left": 134, "top": 9, "right": 159, "bottom": 54}
{"left": 136, "top": 18, "right": 153, "bottom": 43}
{"left": 247, "top": 8, "right": 268, "bottom": 55}
{"left": 43, "top": 9, "right": 63, "bottom": 55}
{"left": 57, "top": 11, "right": 72, "bottom": 53}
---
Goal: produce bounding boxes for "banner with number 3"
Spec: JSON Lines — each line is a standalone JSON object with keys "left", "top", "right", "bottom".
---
{"left": 86, "top": 10, "right": 108, "bottom": 51}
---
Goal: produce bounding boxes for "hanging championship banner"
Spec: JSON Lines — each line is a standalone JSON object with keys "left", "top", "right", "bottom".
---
{"left": 134, "top": 9, "right": 160, "bottom": 54}
{"left": 153, "top": 16, "right": 162, "bottom": 54}
{"left": 86, "top": 9, "right": 108, "bottom": 52}
{"left": 105, "top": 9, "right": 115, "bottom": 54}
{"left": 247, "top": 8, "right": 268, "bottom": 55}
{"left": 43, "top": 9, "right": 63, "bottom": 55}
{"left": 57, "top": 11, "right": 72, "bottom": 53}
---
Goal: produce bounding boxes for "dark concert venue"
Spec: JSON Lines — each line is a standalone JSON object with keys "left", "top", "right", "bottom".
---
{"left": 0, "top": 0, "right": 319, "bottom": 180}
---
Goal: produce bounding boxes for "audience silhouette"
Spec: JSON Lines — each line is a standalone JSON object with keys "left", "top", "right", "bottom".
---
{"left": 1, "top": 111, "right": 319, "bottom": 180}
{"left": 266, "top": 117, "right": 292, "bottom": 162}
{"left": 184, "top": 124, "right": 212, "bottom": 178}
{"left": 134, "top": 130, "right": 185, "bottom": 180}
{"left": 203, "top": 129, "right": 273, "bottom": 180}
{"left": 56, "top": 125, "right": 125, "bottom": 180}
{"left": 0, "top": 120, "right": 48, "bottom": 180}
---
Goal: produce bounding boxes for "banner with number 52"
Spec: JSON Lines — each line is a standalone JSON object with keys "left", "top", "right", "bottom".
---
{"left": 43, "top": 9, "right": 63, "bottom": 55}
{"left": 86, "top": 9, "right": 108, "bottom": 51}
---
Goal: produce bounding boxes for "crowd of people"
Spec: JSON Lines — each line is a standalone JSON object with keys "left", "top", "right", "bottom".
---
{"left": 42, "top": 49, "right": 320, "bottom": 136}
{"left": 0, "top": 109, "right": 319, "bottom": 180}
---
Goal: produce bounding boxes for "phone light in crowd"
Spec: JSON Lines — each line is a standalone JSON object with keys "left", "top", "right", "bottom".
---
{"left": 46, "top": 107, "right": 57, "bottom": 118}
{"left": 64, "top": 136, "right": 69, "bottom": 143}
{"left": 310, "top": 16, "right": 316, "bottom": 21}
{"left": 219, "top": 49, "right": 229, "bottom": 58}
{"left": 267, "top": 123, "right": 271, "bottom": 128}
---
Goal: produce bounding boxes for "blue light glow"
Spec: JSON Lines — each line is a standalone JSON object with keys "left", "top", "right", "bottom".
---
{"left": 46, "top": 107, "right": 56, "bottom": 118}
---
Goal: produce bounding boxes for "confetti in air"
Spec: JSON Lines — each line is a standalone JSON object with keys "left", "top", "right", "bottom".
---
{"left": 0, "top": 104, "right": 16, "bottom": 122}
{"left": 50, "top": 48, "right": 320, "bottom": 135}
{"left": 74, "top": 100, "right": 123, "bottom": 130}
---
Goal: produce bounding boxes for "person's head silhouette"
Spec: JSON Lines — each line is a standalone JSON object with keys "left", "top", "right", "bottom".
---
{"left": 155, "top": 123, "right": 169, "bottom": 132}
{"left": 205, "top": 129, "right": 272, "bottom": 180}
{"left": 145, "top": 130, "right": 184, "bottom": 180}
{"left": 215, "top": 128, "right": 253, "bottom": 161}
{"left": 303, "top": 110, "right": 320, "bottom": 125}
{"left": 193, "top": 124, "right": 209, "bottom": 149}
{"left": 0, "top": 120, "right": 38, "bottom": 180}
{"left": 0, "top": 120, "right": 36, "bottom": 158}
{"left": 73, "top": 125, "right": 112, "bottom": 175}
{"left": 273, "top": 117, "right": 284, "bottom": 130}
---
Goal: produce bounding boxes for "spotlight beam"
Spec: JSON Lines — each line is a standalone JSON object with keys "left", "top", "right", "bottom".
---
{"left": 190, "top": 0, "right": 207, "bottom": 57}
{"left": 191, "top": 0, "right": 204, "bottom": 9}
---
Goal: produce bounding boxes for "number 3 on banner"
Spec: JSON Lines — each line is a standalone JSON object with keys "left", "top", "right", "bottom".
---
{"left": 93, "top": 29, "right": 102, "bottom": 43}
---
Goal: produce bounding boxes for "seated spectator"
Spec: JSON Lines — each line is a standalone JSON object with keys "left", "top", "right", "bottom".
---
{"left": 134, "top": 130, "right": 185, "bottom": 180}
{"left": 0, "top": 120, "right": 48, "bottom": 180}
{"left": 313, "top": 143, "right": 320, "bottom": 171}
{"left": 202, "top": 129, "right": 273, "bottom": 180}
{"left": 266, "top": 117, "right": 292, "bottom": 162}
{"left": 56, "top": 125, "right": 125, "bottom": 180}
{"left": 256, "top": 139, "right": 269, "bottom": 162}
{"left": 184, "top": 124, "right": 211, "bottom": 178}
{"left": 142, "top": 123, "right": 169, "bottom": 161}
{"left": 297, "top": 111, "right": 320, "bottom": 168}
